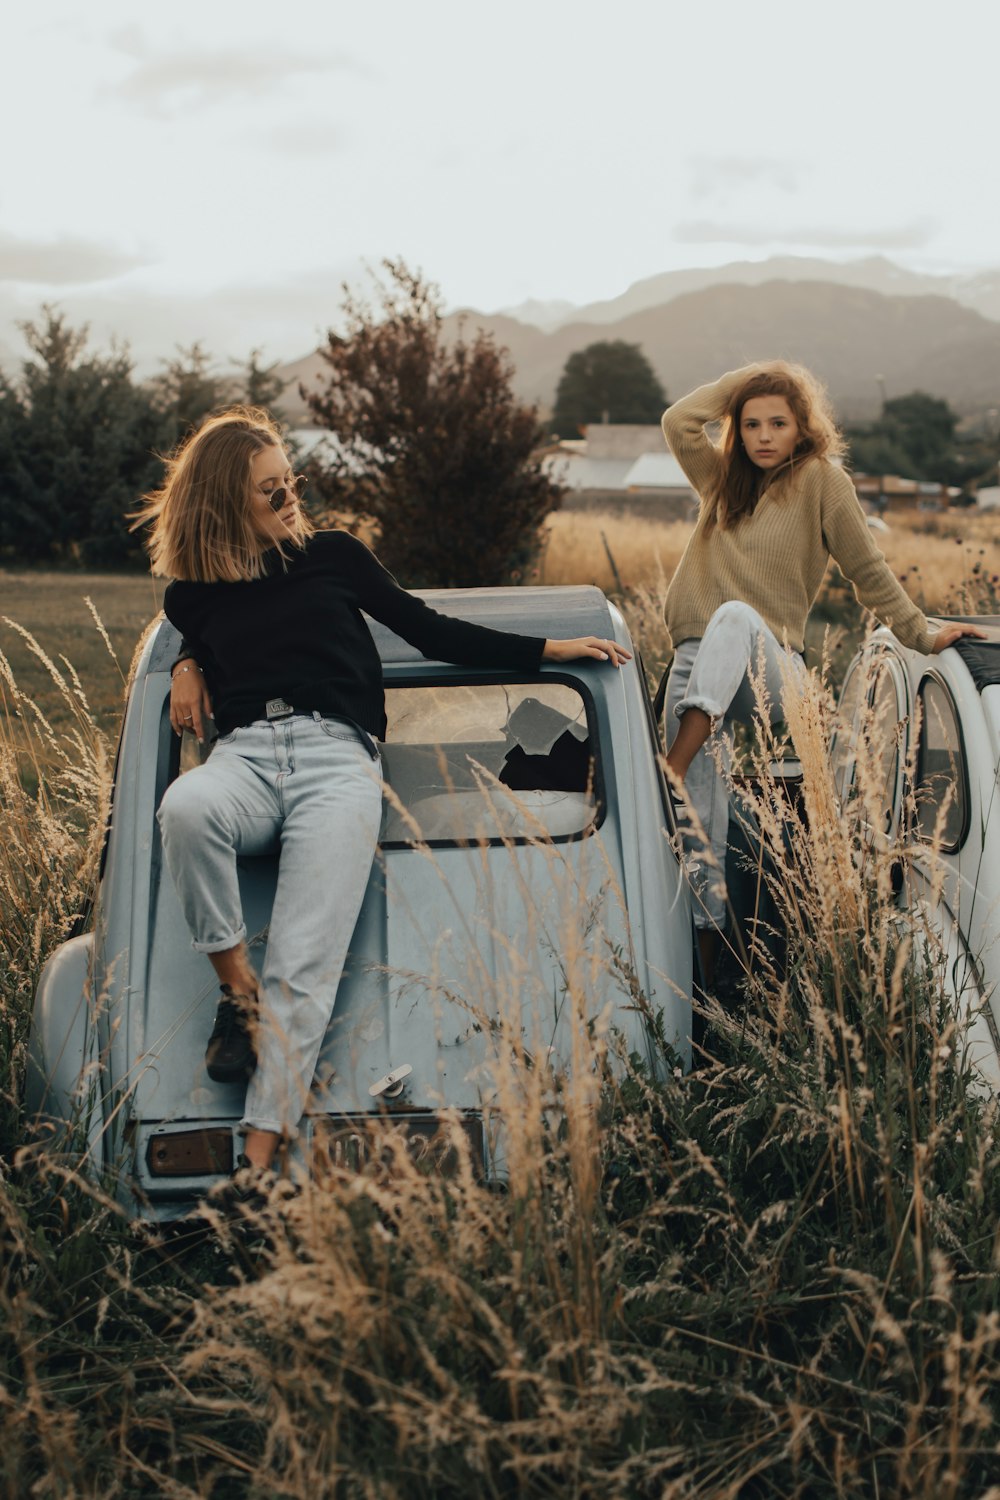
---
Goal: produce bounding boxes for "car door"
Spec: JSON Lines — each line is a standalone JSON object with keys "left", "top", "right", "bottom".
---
{"left": 834, "top": 637, "right": 999, "bottom": 1089}
{"left": 907, "top": 666, "right": 999, "bottom": 1088}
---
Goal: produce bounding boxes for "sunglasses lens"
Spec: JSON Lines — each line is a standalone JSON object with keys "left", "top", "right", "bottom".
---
{"left": 267, "top": 476, "right": 306, "bottom": 512}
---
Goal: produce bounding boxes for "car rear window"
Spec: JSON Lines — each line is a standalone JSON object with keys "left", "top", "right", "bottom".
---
{"left": 380, "top": 680, "right": 598, "bottom": 846}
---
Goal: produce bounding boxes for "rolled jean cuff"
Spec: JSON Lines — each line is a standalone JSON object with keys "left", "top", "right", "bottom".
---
{"left": 674, "top": 693, "right": 723, "bottom": 724}
{"left": 240, "top": 1115, "right": 296, "bottom": 1139}
{"left": 192, "top": 923, "right": 248, "bottom": 955}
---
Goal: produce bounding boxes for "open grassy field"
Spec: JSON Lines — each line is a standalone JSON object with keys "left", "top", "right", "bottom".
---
{"left": 3, "top": 507, "right": 995, "bottom": 742}
{"left": 0, "top": 570, "right": 166, "bottom": 739}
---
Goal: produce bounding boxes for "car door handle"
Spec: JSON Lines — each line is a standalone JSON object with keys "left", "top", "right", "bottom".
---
{"left": 369, "top": 1064, "right": 413, "bottom": 1099}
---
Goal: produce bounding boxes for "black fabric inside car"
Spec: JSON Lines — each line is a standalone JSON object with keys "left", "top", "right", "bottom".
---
{"left": 499, "top": 730, "right": 593, "bottom": 792}
{"left": 954, "top": 639, "right": 1000, "bottom": 693}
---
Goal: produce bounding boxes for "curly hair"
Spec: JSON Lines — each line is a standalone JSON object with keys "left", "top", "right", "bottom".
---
{"left": 133, "top": 407, "right": 313, "bottom": 582}
{"left": 705, "top": 362, "right": 845, "bottom": 530}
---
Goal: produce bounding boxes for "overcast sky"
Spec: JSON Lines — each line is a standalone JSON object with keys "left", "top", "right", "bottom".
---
{"left": 3, "top": 0, "right": 998, "bottom": 372}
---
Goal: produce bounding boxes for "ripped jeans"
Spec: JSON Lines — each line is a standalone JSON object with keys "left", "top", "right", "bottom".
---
{"left": 665, "top": 601, "right": 805, "bottom": 930}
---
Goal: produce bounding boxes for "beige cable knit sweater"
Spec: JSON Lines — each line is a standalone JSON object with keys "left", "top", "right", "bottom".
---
{"left": 661, "top": 368, "right": 937, "bottom": 655}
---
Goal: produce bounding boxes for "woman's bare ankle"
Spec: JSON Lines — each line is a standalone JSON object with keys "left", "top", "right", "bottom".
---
{"left": 242, "top": 1129, "right": 281, "bottom": 1171}
{"left": 208, "top": 943, "right": 257, "bottom": 997}
{"left": 666, "top": 708, "right": 713, "bottom": 782}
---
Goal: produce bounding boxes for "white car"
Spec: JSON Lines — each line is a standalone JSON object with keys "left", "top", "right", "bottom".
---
{"left": 832, "top": 617, "right": 1000, "bottom": 1089}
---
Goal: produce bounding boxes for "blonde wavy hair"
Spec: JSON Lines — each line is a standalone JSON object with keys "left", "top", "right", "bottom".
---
{"left": 134, "top": 407, "right": 313, "bottom": 582}
{"left": 705, "top": 362, "right": 846, "bottom": 530}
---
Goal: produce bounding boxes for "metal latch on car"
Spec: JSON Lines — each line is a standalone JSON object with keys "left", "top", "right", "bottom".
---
{"left": 369, "top": 1064, "right": 413, "bottom": 1099}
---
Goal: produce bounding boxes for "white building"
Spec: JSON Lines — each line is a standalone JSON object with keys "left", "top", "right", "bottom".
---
{"left": 542, "top": 424, "right": 697, "bottom": 515}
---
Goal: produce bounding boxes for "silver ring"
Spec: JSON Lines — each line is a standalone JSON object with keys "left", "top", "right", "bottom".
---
{"left": 183, "top": 715, "right": 193, "bottom": 721}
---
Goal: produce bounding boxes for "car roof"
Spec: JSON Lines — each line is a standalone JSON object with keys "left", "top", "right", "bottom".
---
{"left": 368, "top": 585, "right": 617, "bottom": 665}
{"left": 143, "top": 585, "right": 618, "bottom": 677}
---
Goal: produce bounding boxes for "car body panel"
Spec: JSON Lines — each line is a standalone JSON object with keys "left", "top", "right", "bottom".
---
{"left": 834, "top": 617, "right": 1000, "bottom": 1090}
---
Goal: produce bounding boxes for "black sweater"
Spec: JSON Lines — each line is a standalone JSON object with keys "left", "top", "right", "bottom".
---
{"left": 163, "top": 530, "right": 546, "bottom": 737}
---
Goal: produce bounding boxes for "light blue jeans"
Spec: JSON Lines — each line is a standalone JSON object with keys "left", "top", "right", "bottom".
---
{"left": 157, "top": 714, "right": 383, "bottom": 1136}
{"left": 666, "top": 601, "right": 804, "bottom": 930}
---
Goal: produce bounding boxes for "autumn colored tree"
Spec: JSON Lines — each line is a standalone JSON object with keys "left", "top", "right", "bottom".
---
{"left": 302, "top": 261, "right": 563, "bottom": 587}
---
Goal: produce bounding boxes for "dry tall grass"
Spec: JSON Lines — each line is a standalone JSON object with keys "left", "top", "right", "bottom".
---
{"left": 543, "top": 504, "right": 1000, "bottom": 698}
{"left": 1, "top": 504, "right": 993, "bottom": 737}
{"left": 0, "top": 628, "right": 111, "bottom": 1017}
{"left": 2, "top": 543, "right": 999, "bottom": 1496}
{"left": 541, "top": 506, "right": 999, "bottom": 619}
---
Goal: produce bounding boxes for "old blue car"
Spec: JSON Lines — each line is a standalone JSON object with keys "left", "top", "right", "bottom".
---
{"left": 26, "top": 585, "right": 693, "bottom": 1217}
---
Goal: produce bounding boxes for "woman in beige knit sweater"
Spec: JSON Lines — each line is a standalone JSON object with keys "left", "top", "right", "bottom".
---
{"left": 661, "top": 361, "right": 981, "bottom": 978}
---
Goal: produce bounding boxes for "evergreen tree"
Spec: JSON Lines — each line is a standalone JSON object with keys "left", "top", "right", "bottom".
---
{"left": 0, "top": 308, "right": 162, "bottom": 565}
{"left": 239, "top": 347, "right": 287, "bottom": 414}
{"left": 150, "top": 342, "right": 224, "bottom": 445}
{"left": 551, "top": 340, "right": 667, "bottom": 438}
{"left": 844, "top": 391, "right": 988, "bottom": 486}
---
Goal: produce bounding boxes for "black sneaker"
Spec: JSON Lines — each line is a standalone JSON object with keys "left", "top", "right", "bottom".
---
{"left": 205, "top": 984, "right": 258, "bottom": 1082}
{"left": 208, "top": 1155, "right": 299, "bottom": 1224}
{"left": 210, "top": 1153, "right": 275, "bottom": 1215}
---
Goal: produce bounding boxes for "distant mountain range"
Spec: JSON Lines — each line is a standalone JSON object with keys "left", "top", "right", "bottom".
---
{"left": 496, "top": 254, "right": 1000, "bottom": 330}
{"left": 283, "top": 255, "right": 1000, "bottom": 425}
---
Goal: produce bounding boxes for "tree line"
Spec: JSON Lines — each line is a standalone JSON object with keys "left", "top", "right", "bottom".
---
{"left": 844, "top": 392, "right": 998, "bottom": 493}
{"left": 0, "top": 270, "right": 566, "bottom": 585}
{"left": 550, "top": 346, "right": 998, "bottom": 493}
{"left": 1, "top": 269, "right": 995, "bottom": 578}
{"left": 0, "top": 309, "right": 286, "bottom": 567}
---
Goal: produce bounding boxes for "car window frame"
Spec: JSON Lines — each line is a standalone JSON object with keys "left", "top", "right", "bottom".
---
{"left": 832, "top": 645, "right": 909, "bottom": 840}
{"left": 378, "top": 670, "right": 605, "bottom": 851}
{"left": 161, "top": 671, "right": 606, "bottom": 852}
{"left": 912, "top": 669, "right": 970, "bottom": 855}
{"left": 867, "top": 650, "right": 910, "bottom": 843}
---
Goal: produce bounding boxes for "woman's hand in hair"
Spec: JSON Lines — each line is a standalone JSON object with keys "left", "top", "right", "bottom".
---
{"left": 170, "top": 661, "right": 213, "bottom": 741}
{"left": 930, "top": 622, "right": 988, "bottom": 654}
{"left": 542, "top": 637, "right": 632, "bottom": 668}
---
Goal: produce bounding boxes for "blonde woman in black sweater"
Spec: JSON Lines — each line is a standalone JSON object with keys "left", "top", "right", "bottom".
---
{"left": 138, "top": 407, "right": 629, "bottom": 1179}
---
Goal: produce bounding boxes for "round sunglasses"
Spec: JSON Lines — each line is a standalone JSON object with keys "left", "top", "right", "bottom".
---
{"left": 263, "top": 474, "right": 308, "bottom": 512}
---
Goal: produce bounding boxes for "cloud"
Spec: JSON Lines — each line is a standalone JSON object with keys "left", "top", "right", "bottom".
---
{"left": 0, "top": 231, "right": 147, "bottom": 285}
{"left": 259, "top": 119, "right": 347, "bottom": 159}
{"left": 103, "top": 35, "right": 366, "bottom": 118}
{"left": 689, "top": 156, "right": 805, "bottom": 200}
{"left": 673, "top": 218, "right": 939, "bottom": 250}
{"left": 0, "top": 264, "right": 365, "bottom": 378}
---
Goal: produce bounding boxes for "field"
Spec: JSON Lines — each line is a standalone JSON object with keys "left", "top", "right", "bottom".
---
{"left": 0, "top": 571, "right": 166, "bottom": 738}
{"left": 1, "top": 510, "right": 999, "bottom": 1497}
{"left": 3, "top": 506, "right": 996, "bottom": 735}
{"left": 541, "top": 506, "right": 1000, "bottom": 611}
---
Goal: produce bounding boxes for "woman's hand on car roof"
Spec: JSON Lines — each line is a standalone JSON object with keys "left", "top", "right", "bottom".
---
{"left": 542, "top": 637, "right": 632, "bottom": 668}
{"left": 930, "top": 622, "right": 989, "bottom": 653}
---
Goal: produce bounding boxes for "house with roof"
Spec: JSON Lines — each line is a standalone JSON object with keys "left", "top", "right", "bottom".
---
{"left": 852, "top": 472, "right": 963, "bottom": 512}
{"left": 541, "top": 424, "right": 697, "bottom": 518}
